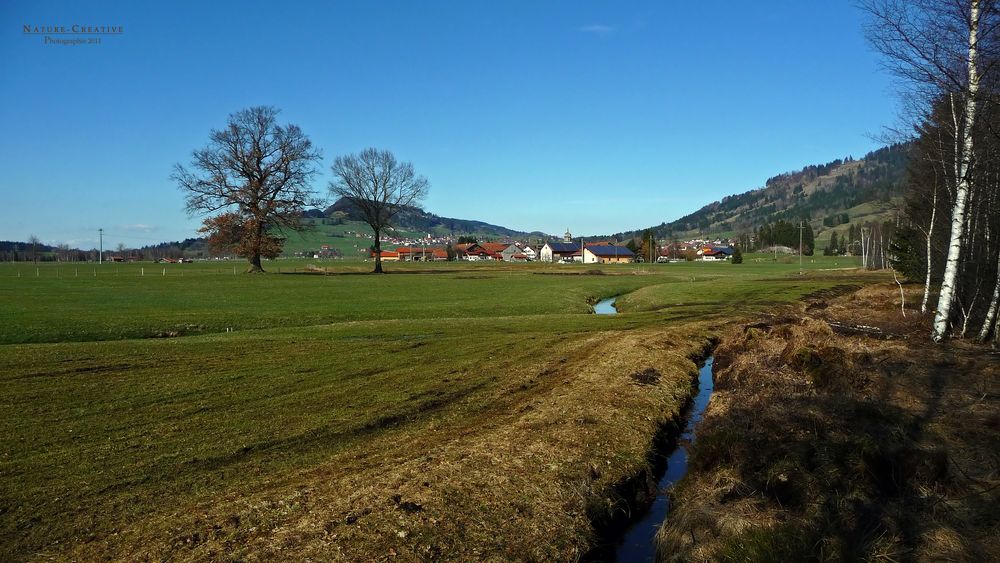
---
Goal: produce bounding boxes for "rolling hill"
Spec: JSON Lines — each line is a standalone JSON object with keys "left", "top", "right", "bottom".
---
{"left": 323, "top": 198, "right": 542, "bottom": 239}
{"left": 280, "top": 199, "right": 545, "bottom": 258}
{"left": 609, "top": 143, "right": 910, "bottom": 248}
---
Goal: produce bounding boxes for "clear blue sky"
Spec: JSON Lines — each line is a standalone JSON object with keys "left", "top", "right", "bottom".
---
{"left": 0, "top": 0, "right": 896, "bottom": 249}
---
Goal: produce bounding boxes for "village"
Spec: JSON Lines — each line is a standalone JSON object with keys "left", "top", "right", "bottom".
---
{"left": 370, "top": 229, "right": 736, "bottom": 264}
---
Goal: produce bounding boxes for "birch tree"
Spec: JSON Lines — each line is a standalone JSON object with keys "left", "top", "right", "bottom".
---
{"left": 934, "top": 1, "right": 981, "bottom": 341}
{"left": 862, "top": 0, "right": 997, "bottom": 341}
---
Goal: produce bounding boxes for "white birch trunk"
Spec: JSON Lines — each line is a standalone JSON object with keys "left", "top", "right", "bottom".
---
{"left": 921, "top": 184, "right": 938, "bottom": 314}
{"left": 977, "top": 249, "right": 1000, "bottom": 341}
{"left": 933, "top": 0, "right": 980, "bottom": 342}
{"left": 861, "top": 228, "right": 868, "bottom": 269}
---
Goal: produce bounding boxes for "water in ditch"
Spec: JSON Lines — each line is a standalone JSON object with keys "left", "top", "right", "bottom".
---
{"left": 594, "top": 296, "right": 618, "bottom": 315}
{"left": 612, "top": 355, "right": 716, "bottom": 562}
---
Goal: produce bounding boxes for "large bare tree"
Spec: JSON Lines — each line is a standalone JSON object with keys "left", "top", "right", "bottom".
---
{"left": 329, "top": 148, "right": 429, "bottom": 273}
{"left": 172, "top": 106, "right": 321, "bottom": 272}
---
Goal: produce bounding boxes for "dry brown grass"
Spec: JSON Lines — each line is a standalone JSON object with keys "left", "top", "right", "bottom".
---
{"left": 51, "top": 324, "right": 715, "bottom": 562}
{"left": 656, "top": 284, "right": 1000, "bottom": 562}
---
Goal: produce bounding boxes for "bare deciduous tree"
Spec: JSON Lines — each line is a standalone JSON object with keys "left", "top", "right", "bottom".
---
{"left": 328, "top": 148, "right": 429, "bottom": 273}
{"left": 172, "top": 106, "right": 321, "bottom": 273}
{"left": 27, "top": 235, "right": 40, "bottom": 263}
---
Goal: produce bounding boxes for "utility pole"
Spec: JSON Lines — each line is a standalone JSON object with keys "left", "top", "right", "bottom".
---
{"left": 98, "top": 228, "right": 103, "bottom": 265}
{"left": 798, "top": 221, "right": 805, "bottom": 275}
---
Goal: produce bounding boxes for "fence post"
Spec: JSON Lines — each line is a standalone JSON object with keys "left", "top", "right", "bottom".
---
{"left": 141, "top": 267, "right": 144, "bottom": 277}
{"left": 162, "top": 268, "right": 166, "bottom": 276}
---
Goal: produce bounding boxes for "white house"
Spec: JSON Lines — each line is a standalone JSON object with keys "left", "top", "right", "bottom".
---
{"left": 583, "top": 245, "right": 634, "bottom": 264}
{"left": 540, "top": 242, "right": 580, "bottom": 262}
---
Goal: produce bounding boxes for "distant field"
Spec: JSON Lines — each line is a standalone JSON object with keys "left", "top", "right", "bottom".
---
{"left": 277, "top": 217, "right": 544, "bottom": 257}
{"left": 0, "top": 255, "right": 881, "bottom": 560}
{"left": 278, "top": 218, "right": 429, "bottom": 257}
{"left": 0, "top": 256, "right": 861, "bottom": 344}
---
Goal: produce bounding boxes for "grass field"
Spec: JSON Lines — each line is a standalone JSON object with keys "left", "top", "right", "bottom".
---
{"left": 278, "top": 218, "right": 432, "bottom": 257}
{"left": 0, "top": 255, "right": 882, "bottom": 560}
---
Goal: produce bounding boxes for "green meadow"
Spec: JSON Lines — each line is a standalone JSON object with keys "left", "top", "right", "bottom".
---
{"left": 0, "top": 256, "right": 880, "bottom": 560}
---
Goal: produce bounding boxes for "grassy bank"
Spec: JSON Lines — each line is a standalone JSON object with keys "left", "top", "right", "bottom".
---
{"left": 656, "top": 285, "right": 1000, "bottom": 561}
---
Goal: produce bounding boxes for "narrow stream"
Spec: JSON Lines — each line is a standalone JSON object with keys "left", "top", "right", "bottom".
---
{"left": 612, "top": 355, "right": 716, "bottom": 562}
{"left": 594, "top": 296, "right": 618, "bottom": 315}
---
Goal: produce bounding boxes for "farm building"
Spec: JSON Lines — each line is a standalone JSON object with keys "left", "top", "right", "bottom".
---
{"left": 396, "top": 246, "right": 449, "bottom": 261}
{"left": 583, "top": 244, "right": 634, "bottom": 264}
{"left": 454, "top": 243, "right": 494, "bottom": 261}
{"left": 373, "top": 250, "right": 400, "bottom": 261}
{"left": 477, "top": 243, "right": 509, "bottom": 261}
{"left": 699, "top": 246, "right": 734, "bottom": 261}
{"left": 540, "top": 242, "right": 581, "bottom": 262}
{"left": 500, "top": 244, "right": 528, "bottom": 262}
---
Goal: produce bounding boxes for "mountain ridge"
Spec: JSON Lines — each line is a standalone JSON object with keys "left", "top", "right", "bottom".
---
{"left": 320, "top": 197, "right": 545, "bottom": 239}
{"left": 606, "top": 143, "right": 910, "bottom": 243}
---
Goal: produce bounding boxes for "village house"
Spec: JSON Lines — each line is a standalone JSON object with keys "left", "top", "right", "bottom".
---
{"left": 500, "top": 244, "right": 528, "bottom": 262}
{"left": 540, "top": 229, "right": 584, "bottom": 262}
{"left": 583, "top": 244, "right": 634, "bottom": 264}
{"left": 698, "top": 246, "right": 734, "bottom": 261}
{"left": 453, "top": 242, "right": 480, "bottom": 260}
{"left": 539, "top": 242, "right": 581, "bottom": 262}
{"left": 477, "top": 242, "right": 509, "bottom": 261}
{"left": 458, "top": 243, "right": 496, "bottom": 261}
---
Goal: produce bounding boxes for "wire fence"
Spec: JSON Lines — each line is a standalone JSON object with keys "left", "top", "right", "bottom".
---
{"left": 0, "top": 264, "right": 316, "bottom": 278}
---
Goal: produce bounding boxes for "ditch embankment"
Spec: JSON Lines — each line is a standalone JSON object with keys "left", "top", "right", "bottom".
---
{"left": 655, "top": 284, "right": 1000, "bottom": 561}
{"left": 583, "top": 352, "right": 717, "bottom": 562}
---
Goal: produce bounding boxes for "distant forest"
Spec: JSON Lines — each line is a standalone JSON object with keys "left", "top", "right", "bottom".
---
{"left": 611, "top": 143, "right": 909, "bottom": 242}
